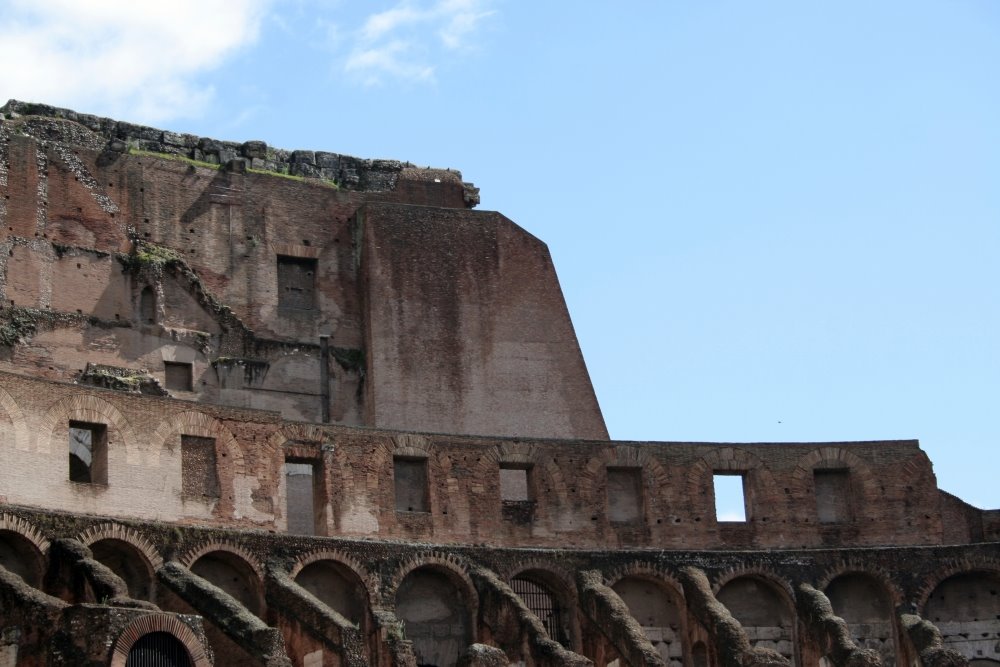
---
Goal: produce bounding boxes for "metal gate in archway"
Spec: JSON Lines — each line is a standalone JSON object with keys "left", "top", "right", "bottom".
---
{"left": 512, "top": 576, "right": 569, "bottom": 647}
{"left": 125, "top": 631, "right": 193, "bottom": 667}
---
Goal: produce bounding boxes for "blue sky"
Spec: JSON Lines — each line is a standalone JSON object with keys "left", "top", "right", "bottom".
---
{"left": 2, "top": 1, "right": 998, "bottom": 511}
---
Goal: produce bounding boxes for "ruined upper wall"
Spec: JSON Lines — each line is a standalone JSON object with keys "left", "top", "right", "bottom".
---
{"left": 1, "top": 99, "right": 480, "bottom": 205}
{"left": 0, "top": 370, "right": 974, "bottom": 550}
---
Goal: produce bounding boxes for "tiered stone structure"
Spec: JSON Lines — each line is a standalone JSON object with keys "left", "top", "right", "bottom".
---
{"left": 0, "top": 101, "right": 997, "bottom": 667}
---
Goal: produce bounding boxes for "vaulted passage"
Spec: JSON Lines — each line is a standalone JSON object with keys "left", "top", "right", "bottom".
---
{"left": 925, "top": 572, "right": 1000, "bottom": 663}
{"left": 0, "top": 530, "right": 44, "bottom": 588}
{"left": 717, "top": 577, "right": 795, "bottom": 662}
{"left": 824, "top": 573, "right": 896, "bottom": 665}
{"left": 395, "top": 567, "right": 471, "bottom": 667}
{"left": 90, "top": 538, "right": 155, "bottom": 602}
{"left": 612, "top": 576, "right": 685, "bottom": 666}
{"left": 189, "top": 552, "right": 263, "bottom": 618}
{"left": 294, "top": 560, "right": 366, "bottom": 625}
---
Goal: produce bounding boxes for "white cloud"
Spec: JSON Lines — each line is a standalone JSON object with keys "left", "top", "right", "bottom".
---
{"left": 344, "top": 0, "right": 496, "bottom": 86}
{"left": 0, "top": 0, "right": 269, "bottom": 123}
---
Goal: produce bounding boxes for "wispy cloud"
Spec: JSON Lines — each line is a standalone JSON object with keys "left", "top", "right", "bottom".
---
{"left": 344, "top": 0, "right": 496, "bottom": 86}
{"left": 0, "top": 0, "right": 269, "bottom": 123}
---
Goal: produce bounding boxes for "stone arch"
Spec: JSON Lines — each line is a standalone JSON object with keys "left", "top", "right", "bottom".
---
{"left": 607, "top": 565, "right": 689, "bottom": 664}
{"left": 392, "top": 553, "right": 478, "bottom": 667}
{"left": 816, "top": 562, "right": 902, "bottom": 607}
{"left": 0, "top": 386, "right": 30, "bottom": 451}
{"left": 687, "top": 447, "right": 781, "bottom": 523}
{"left": 508, "top": 561, "right": 580, "bottom": 649}
{"left": 38, "top": 393, "right": 138, "bottom": 463}
{"left": 151, "top": 410, "right": 243, "bottom": 471}
{"left": 109, "top": 613, "right": 211, "bottom": 667}
{"left": 0, "top": 513, "right": 48, "bottom": 587}
{"left": 290, "top": 549, "right": 374, "bottom": 626}
{"left": 714, "top": 569, "right": 797, "bottom": 663}
{"left": 180, "top": 541, "right": 265, "bottom": 618}
{"left": 922, "top": 568, "right": 1000, "bottom": 664}
{"left": 916, "top": 558, "right": 1000, "bottom": 610}
{"left": 822, "top": 570, "right": 899, "bottom": 666}
{"left": 78, "top": 523, "right": 162, "bottom": 602}
{"left": 77, "top": 523, "right": 163, "bottom": 570}
{"left": 790, "top": 447, "right": 879, "bottom": 521}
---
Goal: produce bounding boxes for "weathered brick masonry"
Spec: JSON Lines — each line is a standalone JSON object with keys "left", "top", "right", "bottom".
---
{"left": 0, "top": 101, "right": 997, "bottom": 667}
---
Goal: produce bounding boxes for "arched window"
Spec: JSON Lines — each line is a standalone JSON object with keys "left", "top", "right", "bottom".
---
{"left": 126, "top": 632, "right": 192, "bottom": 667}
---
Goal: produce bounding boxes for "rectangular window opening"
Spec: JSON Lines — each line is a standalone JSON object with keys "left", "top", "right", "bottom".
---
{"left": 277, "top": 255, "right": 317, "bottom": 311}
{"left": 500, "top": 465, "right": 531, "bottom": 501}
{"left": 713, "top": 473, "right": 747, "bottom": 522}
{"left": 814, "top": 468, "right": 852, "bottom": 523}
{"left": 181, "top": 435, "right": 219, "bottom": 500}
{"left": 164, "top": 361, "right": 193, "bottom": 392}
{"left": 285, "top": 460, "right": 319, "bottom": 535}
{"left": 394, "top": 457, "right": 429, "bottom": 513}
{"left": 607, "top": 467, "right": 643, "bottom": 523}
{"left": 69, "top": 421, "right": 108, "bottom": 485}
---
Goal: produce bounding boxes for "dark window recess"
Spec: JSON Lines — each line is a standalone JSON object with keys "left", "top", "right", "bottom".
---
{"left": 181, "top": 435, "right": 219, "bottom": 500}
{"left": 501, "top": 465, "right": 535, "bottom": 523}
{"left": 286, "top": 460, "right": 319, "bottom": 535}
{"left": 164, "top": 362, "right": 193, "bottom": 392}
{"left": 139, "top": 286, "right": 156, "bottom": 323}
{"left": 511, "top": 577, "right": 569, "bottom": 647}
{"left": 815, "top": 469, "right": 852, "bottom": 523}
{"left": 69, "top": 421, "right": 108, "bottom": 485}
{"left": 277, "top": 255, "right": 317, "bottom": 310}
{"left": 607, "top": 467, "right": 643, "bottom": 523}
{"left": 126, "top": 631, "right": 193, "bottom": 667}
{"left": 394, "top": 457, "right": 429, "bottom": 512}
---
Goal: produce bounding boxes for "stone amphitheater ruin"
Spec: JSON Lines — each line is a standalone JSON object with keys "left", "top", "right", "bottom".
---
{"left": 0, "top": 100, "right": 997, "bottom": 667}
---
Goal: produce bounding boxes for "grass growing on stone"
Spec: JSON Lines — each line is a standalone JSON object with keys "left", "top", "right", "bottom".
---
{"left": 246, "top": 167, "right": 339, "bottom": 189}
{"left": 128, "top": 148, "right": 222, "bottom": 171}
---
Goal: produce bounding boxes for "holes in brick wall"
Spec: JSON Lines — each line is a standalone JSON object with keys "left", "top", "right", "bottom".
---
{"left": 69, "top": 421, "right": 108, "bottom": 485}
{"left": 394, "top": 457, "right": 429, "bottom": 512}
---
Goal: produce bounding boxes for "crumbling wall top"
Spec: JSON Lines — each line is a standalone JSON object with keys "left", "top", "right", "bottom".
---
{"left": 0, "top": 99, "right": 479, "bottom": 205}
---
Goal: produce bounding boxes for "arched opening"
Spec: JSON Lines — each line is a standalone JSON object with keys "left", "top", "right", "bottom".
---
{"left": 0, "top": 530, "right": 44, "bottom": 588}
{"left": 126, "top": 632, "right": 192, "bottom": 667}
{"left": 395, "top": 566, "right": 472, "bottom": 667}
{"left": 90, "top": 539, "right": 155, "bottom": 602}
{"left": 189, "top": 551, "right": 263, "bottom": 619}
{"left": 924, "top": 571, "right": 1000, "bottom": 663}
{"left": 691, "top": 641, "right": 709, "bottom": 667}
{"left": 294, "top": 560, "right": 367, "bottom": 626}
{"left": 511, "top": 572, "right": 571, "bottom": 648}
{"left": 824, "top": 573, "right": 896, "bottom": 665}
{"left": 140, "top": 286, "right": 157, "bottom": 324}
{"left": 717, "top": 576, "right": 795, "bottom": 663}
{"left": 612, "top": 576, "right": 685, "bottom": 665}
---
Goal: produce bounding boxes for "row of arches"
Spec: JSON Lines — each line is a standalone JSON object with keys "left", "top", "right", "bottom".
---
{"left": 1, "top": 515, "right": 998, "bottom": 666}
